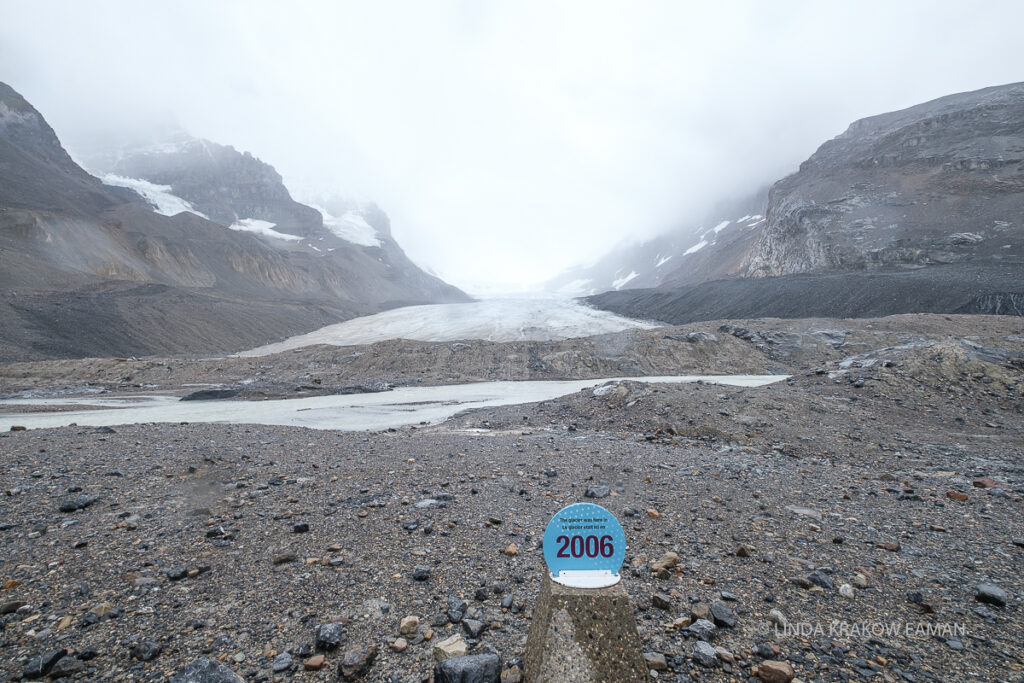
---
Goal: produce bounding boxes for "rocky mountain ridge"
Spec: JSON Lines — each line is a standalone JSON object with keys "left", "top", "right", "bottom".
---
{"left": 586, "top": 82, "right": 1024, "bottom": 323}
{"left": 0, "top": 82, "right": 468, "bottom": 362}
{"left": 745, "top": 82, "right": 1024, "bottom": 277}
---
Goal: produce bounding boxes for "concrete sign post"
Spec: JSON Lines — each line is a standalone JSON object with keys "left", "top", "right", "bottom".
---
{"left": 524, "top": 503, "right": 648, "bottom": 682}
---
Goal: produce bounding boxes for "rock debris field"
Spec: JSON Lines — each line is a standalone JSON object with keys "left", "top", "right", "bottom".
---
{"left": 0, "top": 314, "right": 1022, "bottom": 682}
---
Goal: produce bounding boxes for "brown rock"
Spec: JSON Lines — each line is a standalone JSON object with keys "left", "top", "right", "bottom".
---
{"left": 390, "top": 638, "right": 408, "bottom": 653}
{"left": 735, "top": 544, "right": 755, "bottom": 557}
{"left": 690, "top": 603, "right": 710, "bottom": 620}
{"left": 647, "top": 508, "right": 660, "bottom": 518}
{"left": 875, "top": 541, "right": 901, "bottom": 552}
{"left": 339, "top": 643, "right": 377, "bottom": 680}
{"left": 946, "top": 490, "right": 968, "bottom": 502}
{"left": 1, "top": 579, "right": 20, "bottom": 591}
{"left": 505, "top": 543, "right": 518, "bottom": 557}
{"left": 651, "top": 552, "right": 679, "bottom": 572}
{"left": 304, "top": 654, "right": 326, "bottom": 670}
{"left": 272, "top": 552, "right": 297, "bottom": 565}
{"left": 973, "top": 477, "right": 999, "bottom": 489}
{"left": 399, "top": 615, "right": 419, "bottom": 635}
{"left": 756, "top": 659, "right": 795, "bottom": 683}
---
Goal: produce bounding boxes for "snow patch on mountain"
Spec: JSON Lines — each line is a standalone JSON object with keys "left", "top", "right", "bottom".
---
{"left": 316, "top": 207, "right": 382, "bottom": 247}
{"left": 684, "top": 239, "right": 709, "bottom": 255}
{"left": 712, "top": 220, "right": 731, "bottom": 233}
{"left": 101, "top": 174, "right": 208, "bottom": 218}
{"left": 228, "top": 218, "right": 303, "bottom": 241}
{"left": 656, "top": 255, "right": 673, "bottom": 267}
{"left": 612, "top": 271, "right": 639, "bottom": 290}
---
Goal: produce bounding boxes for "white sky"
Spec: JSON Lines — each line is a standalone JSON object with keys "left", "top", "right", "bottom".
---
{"left": 2, "top": 1, "right": 1023, "bottom": 291}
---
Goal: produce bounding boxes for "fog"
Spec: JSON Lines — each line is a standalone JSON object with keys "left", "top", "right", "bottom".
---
{"left": 2, "top": 1, "right": 1022, "bottom": 291}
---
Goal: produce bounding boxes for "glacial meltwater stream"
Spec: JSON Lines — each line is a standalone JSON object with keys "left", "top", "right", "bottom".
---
{"left": 0, "top": 375, "right": 788, "bottom": 432}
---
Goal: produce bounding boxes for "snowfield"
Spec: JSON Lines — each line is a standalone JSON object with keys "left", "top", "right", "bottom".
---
{"left": 317, "top": 207, "right": 382, "bottom": 247}
{"left": 239, "top": 298, "right": 661, "bottom": 356}
{"left": 227, "top": 218, "right": 303, "bottom": 241}
{"left": 101, "top": 174, "right": 207, "bottom": 218}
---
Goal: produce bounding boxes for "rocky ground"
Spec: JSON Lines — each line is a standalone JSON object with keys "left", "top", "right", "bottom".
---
{"left": 0, "top": 314, "right": 1022, "bottom": 682}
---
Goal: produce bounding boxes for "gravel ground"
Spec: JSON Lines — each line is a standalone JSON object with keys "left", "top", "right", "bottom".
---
{"left": 1, "top": 314, "right": 1022, "bottom": 682}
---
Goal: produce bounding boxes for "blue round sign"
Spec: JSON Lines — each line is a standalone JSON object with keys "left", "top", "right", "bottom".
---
{"left": 543, "top": 503, "right": 626, "bottom": 586}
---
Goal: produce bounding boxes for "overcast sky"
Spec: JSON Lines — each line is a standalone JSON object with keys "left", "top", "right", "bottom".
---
{"left": 2, "top": 1, "right": 1023, "bottom": 292}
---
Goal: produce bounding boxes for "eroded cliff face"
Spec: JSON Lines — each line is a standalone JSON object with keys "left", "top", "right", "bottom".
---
{"left": 745, "top": 82, "right": 1024, "bottom": 276}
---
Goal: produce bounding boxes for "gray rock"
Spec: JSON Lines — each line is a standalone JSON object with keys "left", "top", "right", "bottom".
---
{"left": 584, "top": 484, "right": 610, "bottom": 499}
{"left": 316, "top": 622, "right": 345, "bottom": 650}
{"left": 58, "top": 495, "right": 98, "bottom": 512}
{"left": 434, "top": 653, "right": 502, "bottom": 683}
{"left": 644, "top": 652, "right": 669, "bottom": 671}
{"left": 170, "top": 657, "right": 245, "bottom": 683}
{"left": 272, "top": 651, "right": 293, "bottom": 672}
{"left": 413, "top": 565, "right": 431, "bottom": 581}
{"left": 461, "top": 618, "right": 487, "bottom": 639}
{"left": 691, "top": 641, "right": 719, "bottom": 668}
{"left": 49, "top": 655, "right": 84, "bottom": 678}
{"left": 686, "top": 618, "right": 717, "bottom": 642}
{"left": 975, "top": 583, "right": 1007, "bottom": 607}
{"left": 23, "top": 650, "right": 66, "bottom": 679}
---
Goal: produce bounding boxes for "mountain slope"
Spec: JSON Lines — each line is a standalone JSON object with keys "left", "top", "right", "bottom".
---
{"left": 588, "top": 83, "right": 1024, "bottom": 323}
{"left": 745, "top": 82, "right": 1024, "bottom": 276}
{"left": 0, "top": 82, "right": 468, "bottom": 362}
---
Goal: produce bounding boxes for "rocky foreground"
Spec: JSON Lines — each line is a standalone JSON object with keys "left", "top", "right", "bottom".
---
{"left": 0, "top": 314, "right": 1022, "bottom": 682}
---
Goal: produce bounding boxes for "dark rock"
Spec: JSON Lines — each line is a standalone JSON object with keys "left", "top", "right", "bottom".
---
{"left": 462, "top": 618, "right": 487, "bottom": 639}
{"left": 584, "top": 484, "right": 610, "bottom": 499}
{"left": 807, "top": 569, "right": 834, "bottom": 591}
{"left": 166, "top": 567, "right": 188, "bottom": 581}
{"left": 412, "top": 565, "right": 431, "bottom": 581}
{"left": 316, "top": 622, "right": 345, "bottom": 651}
{"left": 651, "top": 593, "right": 672, "bottom": 610}
{"left": 434, "top": 653, "right": 502, "bottom": 683}
{"left": 292, "top": 522, "right": 310, "bottom": 533}
{"left": 500, "top": 594, "right": 514, "bottom": 610}
{"left": 58, "top": 495, "right": 98, "bottom": 512}
{"left": 447, "top": 595, "right": 468, "bottom": 623}
{"left": 338, "top": 643, "right": 377, "bottom": 680}
{"left": 710, "top": 601, "right": 737, "bottom": 628}
{"left": 1, "top": 600, "right": 26, "bottom": 614}
{"left": 975, "top": 583, "right": 1007, "bottom": 607}
{"left": 474, "top": 587, "right": 489, "bottom": 601}
{"left": 23, "top": 650, "right": 67, "bottom": 679}
{"left": 180, "top": 388, "right": 241, "bottom": 401}
{"left": 49, "top": 656, "right": 84, "bottom": 677}
{"left": 130, "top": 638, "right": 163, "bottom": 661}
{"left": 170, "top": 656, "right": 245, "bottom": 682}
